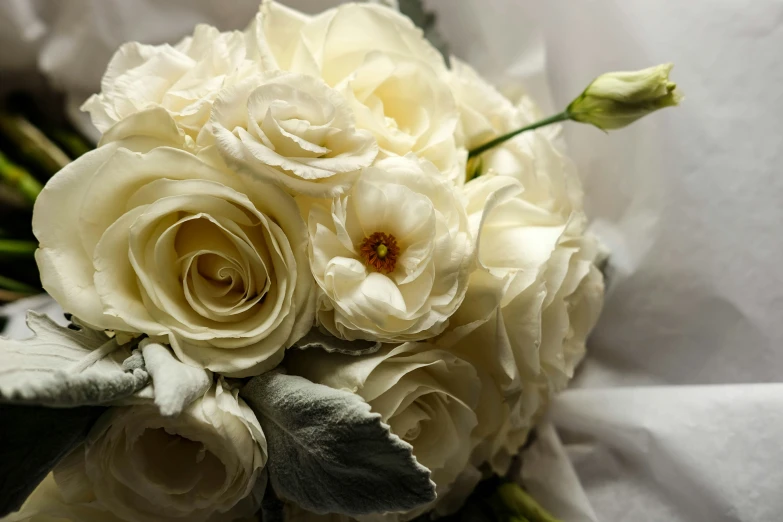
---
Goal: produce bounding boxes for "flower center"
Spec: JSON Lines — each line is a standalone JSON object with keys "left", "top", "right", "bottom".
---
{"left": 360, "top": 232, "right": 400, "bottom": 274}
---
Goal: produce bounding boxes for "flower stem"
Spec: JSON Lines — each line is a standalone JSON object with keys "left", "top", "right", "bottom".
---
{"left": 494, "top": 482, "right": 563, "bottom": 522}
{"left": 0, "top": 150, "right": 43, "bottom": 204}
{"left": 0, "top": 274, "right": 37, "bottom": 294}
{"left": 467, "top": 111, "right": 571, "bottom": 159}
{"left": 497, "top": 483, "right": 562, "bottom": 522}
{"left": 0, "top": 239, "right": 37, "bottom": 256}
{"left": 0, "top": 113, "right": 70, "bottom": 177}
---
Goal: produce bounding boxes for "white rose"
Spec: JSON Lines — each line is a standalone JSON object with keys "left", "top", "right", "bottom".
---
{"left": 307, "top": 155, "right": 473, "bottom": 342}
{"left": 340, "top": 53, "right": 464, "bottom": 186}
{"left": 287, "top": 342, "right": 481, "bottom": 518}
{"left": 441, "top": 173, "right": 604, "bottom": 473}
{"left": 448, "top": 57, "right": 522, "bottom": 153}
{"left": 1, "top": 474, "right": 124, "bottom": 522}
{"left": 209, "top": 70, "right": 378, "bottom": 197}
{"left": 449, "top": 58, "right": 569, "bottom": 192}
{"left": 33, "top": 113, "right": 315, "bottom": 376}
{"left": 444, "top": 58, "right": 603, "bottom": 471}
{"left": 11, "top": 380, "right": 266, "bottom": 522}
{"left": 247, "top": 1, "right": 464, "bottom": 184}
{"left": 82, "top": 25, "right": 251, "bottom": 139}
{"left": 248, "top": 1, "right": 446, "bottom": 84}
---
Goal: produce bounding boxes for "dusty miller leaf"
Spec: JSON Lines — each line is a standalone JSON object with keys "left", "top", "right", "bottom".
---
{"left": 0, "top": 312, "right": 149, "bottom": 406}
{"left": 241, "top": 371, "right": 436, "bottom": 515}
{"left": 139, "top": 340, "right": 211, "bottom": 416}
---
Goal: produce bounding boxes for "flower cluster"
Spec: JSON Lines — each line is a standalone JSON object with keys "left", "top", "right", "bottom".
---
{"left": 13, "top": 2, "right": 604, "bottom": 522}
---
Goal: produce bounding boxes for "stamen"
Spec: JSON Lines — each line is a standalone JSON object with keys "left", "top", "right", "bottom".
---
{"left": 360, "top": 232, "right": 400, "bottom": 274}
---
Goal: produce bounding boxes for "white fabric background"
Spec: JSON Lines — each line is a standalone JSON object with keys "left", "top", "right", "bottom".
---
{"left": 2, "top": 1, "right": 782, "bottom": 520}
{"left": 431, "top": 2, "right": 783, "bottom": 521}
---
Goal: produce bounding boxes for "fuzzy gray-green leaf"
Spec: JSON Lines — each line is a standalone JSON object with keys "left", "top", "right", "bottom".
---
{"left": 241, "top": 371, "right": 436, "bottom": 515}
{"left": 0, "top": 312, "right": 148, "bottom": 406}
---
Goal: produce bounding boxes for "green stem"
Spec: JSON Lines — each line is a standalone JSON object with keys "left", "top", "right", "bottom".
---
{"left": 48, "top": 128, "right": 93, "bottom": 159}
{"left": 467, "top": 111, "right": 571, "bottom": 159}
{"left": 0, "top": 274, "right": 37, "bottom": 293}
{"left": 0, "top": 113, "right": 70, "bottom": 177}
{"left": 0, "top": 150, "right": 43, "bottom": 203}
{"left": 0, "top": 239, "right": 37, "bottom": 256}
{"left": 494, "top": 482, "right": 563, "bottom": 522}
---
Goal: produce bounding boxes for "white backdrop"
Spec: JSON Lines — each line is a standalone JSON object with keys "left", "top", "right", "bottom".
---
{"left": 2, "top": 1, "right": 782, "bottom": 520}
{"left": 432, "top": 2, "right": 783, "bottom": 521}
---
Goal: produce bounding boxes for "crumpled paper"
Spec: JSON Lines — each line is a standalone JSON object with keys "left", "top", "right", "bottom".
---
{"left": 2, "top": 0, "right": 783, "bottom": 520}
{"left": 430, "top": 1, "right": 783, "bottom": 520}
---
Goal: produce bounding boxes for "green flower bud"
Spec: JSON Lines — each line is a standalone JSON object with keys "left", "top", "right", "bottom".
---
{"left": 567, "top": 63, "right": 682, "bottom": 130}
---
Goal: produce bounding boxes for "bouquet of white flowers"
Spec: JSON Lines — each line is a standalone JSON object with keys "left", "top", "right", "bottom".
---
{"left": 0, "top": 2, "right": 680, "bottom": 521}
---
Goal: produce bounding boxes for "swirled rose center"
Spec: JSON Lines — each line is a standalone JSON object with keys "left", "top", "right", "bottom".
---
{"left": 360, "top": 232, "right": 400, "bottom": 274}
{"left": 135, "top": 428, "right": 226, "bottom": 494}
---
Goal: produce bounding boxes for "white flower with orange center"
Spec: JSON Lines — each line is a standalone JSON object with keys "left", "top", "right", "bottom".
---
{"left": 307, "top": 155, "right": 473, "bottom": 342}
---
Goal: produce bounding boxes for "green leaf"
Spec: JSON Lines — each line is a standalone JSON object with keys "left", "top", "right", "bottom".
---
{"left": 398, "top": 0, "right": 449, "bottom": 59}
{"left": 0, "top": 149, "right": 44, "bottom": 204}
{"left": 293, "top": 328, "right": 381, "bottom": 356}
{"left": 0, "top": 274, "right": 37, "bottom": 294}
{"left": 241, "top": 371, "right": 436, "bottom": 516}
{"left": 0, "top": 113, "right": 70, "bottom": 177}
{"left": 0, "top": 312, "right": 149, "bottom": 406}
{"left": 0, "top": 403, "right": 106, "bottom": 517}
{"left": 0, "top": 239, "right": 37, "bottom": 256}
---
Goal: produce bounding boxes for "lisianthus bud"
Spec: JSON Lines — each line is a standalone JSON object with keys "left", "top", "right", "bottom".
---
{"left": 567, "top": 63, "right": 682, "bottom": 130}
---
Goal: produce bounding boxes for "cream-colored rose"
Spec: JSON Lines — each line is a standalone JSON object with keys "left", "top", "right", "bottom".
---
{"left": 441, "top": 172, "right": 604, "bottom": 473}
{"left": 9, "top": 380, "right": 266, "bottom": 522}
{"left": 82, "top": 24, "right": 252, "bottom": 139}
{"left": 449, "top": 58, "right": 570, "bottom": 190}
{"left": 449, "top": 58, "right": 522, "bottom": 152}
{"left": 247, "top": 1, "right": 446, "bottom": 84}
{"left": 287, "top": 342, "right": 481, "bottom": 518}
{"left": 33, "top": 113, "right": 314, "bottom": 377}
{"left": 1, "top": 474, "right": 124, "bottom": 522}
{"left": 247, "top": 1, "right": 463, "bottom": 184}
{"left": 446, "top": 58, "right": 603, "bottom": 469}
{"left": 209, "top": 70, "right": 377, "bottom": 197}
{"left": 307, "top": 155, "right": 473, "bottom": 343}
{"left": 340, "top": 53, "right": 463, "bottom": 186}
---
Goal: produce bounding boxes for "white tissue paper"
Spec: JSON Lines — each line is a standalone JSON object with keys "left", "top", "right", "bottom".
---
{"left": 431, "top": 1, "right": 783, "bottom": 520}
{"left": 2, "top": 0, "right": 782, "bottom": 520}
